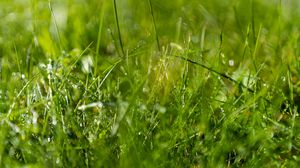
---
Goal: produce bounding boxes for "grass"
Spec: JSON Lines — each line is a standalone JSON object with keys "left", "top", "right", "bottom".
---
{"left": 1, "top": 0, "right": 300, "bottom": 167}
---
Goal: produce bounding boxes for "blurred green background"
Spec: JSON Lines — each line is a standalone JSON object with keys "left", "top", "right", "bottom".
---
{"left": 1, "top": 0, "right": 300, "bottom": 80}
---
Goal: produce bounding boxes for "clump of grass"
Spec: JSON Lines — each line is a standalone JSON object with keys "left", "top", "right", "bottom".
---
{"left": 1, "top": 0, "right": 300, "bottom": 167}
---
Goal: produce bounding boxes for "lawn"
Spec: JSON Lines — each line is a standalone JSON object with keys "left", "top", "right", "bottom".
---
{"left": 1, "top": 0, "right": 300, "bottom": 167}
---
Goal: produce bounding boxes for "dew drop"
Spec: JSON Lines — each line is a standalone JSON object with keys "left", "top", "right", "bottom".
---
{"left": 229, "top": 60, "right": 234, "bottom": 66}
{"left": 220, "top": 108, "right": 225, "bottom": 113}
{"left": 52, "top": 118, "right": 57, "bottom": 126}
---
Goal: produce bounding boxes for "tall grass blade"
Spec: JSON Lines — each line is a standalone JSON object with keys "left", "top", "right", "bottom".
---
{"left": 148, "top": 0, "right": 161, "bottom": 51}
{"left": 113, "top": 0, "right": 125, "bottom": 56}
{"left": 95, "top": 2, "right": 106, "bottom": 75}
{"left": 48, "top": 0, "right": 64, "bottom": 52}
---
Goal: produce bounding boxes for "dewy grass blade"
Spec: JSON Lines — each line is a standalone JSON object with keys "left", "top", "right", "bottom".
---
{"left": 6, "top": 73, "right": 40, "bottom": 119}
{"left": 78, "top": 101, "right": 104, "bottom": 111}
{"left": 97, "top": 59, "right": 121, "bottom": 91}
{"left": 171, "top": 55, "right": 271, "bottom": 103}
{"left": 58, "top": 42, "right": 93, "bottom": 90}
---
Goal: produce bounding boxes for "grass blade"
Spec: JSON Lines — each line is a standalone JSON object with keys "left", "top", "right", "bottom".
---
{"left": 171, "top": 54, "right": 271, "bottom": 103}
{"left": 148, "top": 0, "right": 161, "bottom": 51}
{"left": 113, "top": 0, "right": 125, "bottom": 56}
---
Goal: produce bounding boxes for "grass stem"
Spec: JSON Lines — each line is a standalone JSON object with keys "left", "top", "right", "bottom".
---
{"left": 113, "top": 0, "right": 125, "bottom": 57}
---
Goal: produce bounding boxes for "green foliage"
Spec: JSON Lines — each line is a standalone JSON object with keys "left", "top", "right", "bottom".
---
{"left": 1, "top": 0, "right": 300, "bottom": 167}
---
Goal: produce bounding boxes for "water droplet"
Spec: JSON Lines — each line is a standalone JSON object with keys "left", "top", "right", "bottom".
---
{"left": 142, "top": 87, "right": 149, "bottom": 93}
{"left": 94, "top": 119, "right": 100, "bottom": 125}
{"left": 31, "top": 110, "right": 38, "bottom": 125}
{"left": 229, "top": 60, "right": 234, "bottom": 66}
{"left": 154, "top": 104, "right": 166, "bottom": 113}
{"left": 220, "top": 53, "right": 225, "bottom": 58}
{"left": 47, "top": 63, "right": 53, "bottom": 72}
{"left": 140, "top": 104, "right": 147, "bottom": 111}
{"left": 52, "top": 118, "right": 57, "bottom": 125}
{"left": 81, "top": 55, "right": 94, "bottom": 74}
{"left": 39, "top": 63, "right": 46, "bottom": 69}
{"left": 220, "top": 108, "right": 224, "bottom": 113}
